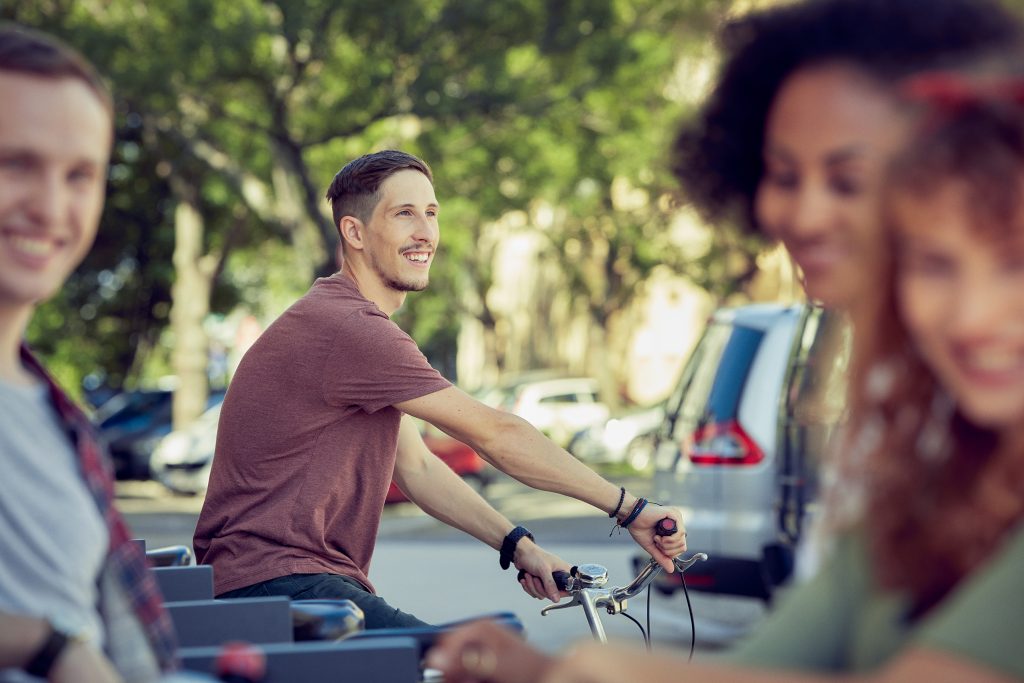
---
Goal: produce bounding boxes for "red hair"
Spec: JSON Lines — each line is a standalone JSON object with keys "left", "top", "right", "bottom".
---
{"left": 838, "top": 69, "right": 1024, "bottom": 615}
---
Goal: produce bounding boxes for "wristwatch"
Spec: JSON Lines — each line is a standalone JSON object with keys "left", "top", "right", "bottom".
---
{"left": 23, "top": 618, "right": 85, "bottom": 679}
{"left": 499, "top": 525, "right": 534, "bottom": 570}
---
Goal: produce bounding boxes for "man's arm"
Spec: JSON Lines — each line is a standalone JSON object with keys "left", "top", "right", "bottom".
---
{"left": 395, "top": 387, "right": 687, "bottom": 572}
{"left": 392, "top": 416, "right": 569, "bottom": 601}
{"left": 0, "top": 611, "right": 121, "bottom": 683}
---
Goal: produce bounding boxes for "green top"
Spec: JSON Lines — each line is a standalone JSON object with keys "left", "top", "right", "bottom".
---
{"left": 724, "top": 521, "right": 1024, "bottom": 678}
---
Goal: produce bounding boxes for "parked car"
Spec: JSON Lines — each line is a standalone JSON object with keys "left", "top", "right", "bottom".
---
{"left": 149, "top": 401, "right": 224, "bottom": 495}
{"left": 385, "top": 422, "right": 493, "bottom": 504}
{"left": 567, "top": 403, "right": 664, "bottom": 471}
{"left": 95, "top": 388, "right": 225, "bottom": 480}
{"left": 641, "top": 303, "right": 847, "bottom": 602}
{"left": 478, "top": 372, "right": 611, "bottom": 447}
{"left": 150, "top": 407, "right": 492, "bottom": 500}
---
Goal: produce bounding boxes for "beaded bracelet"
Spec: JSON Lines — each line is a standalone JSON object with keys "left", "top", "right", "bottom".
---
{"left": 609, "top": 497, "right": 648, "bottom": 536}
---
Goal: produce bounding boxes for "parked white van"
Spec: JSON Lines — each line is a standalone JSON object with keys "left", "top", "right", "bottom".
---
{"left": 646, "top": 303, "right": 847, "bottom": 602}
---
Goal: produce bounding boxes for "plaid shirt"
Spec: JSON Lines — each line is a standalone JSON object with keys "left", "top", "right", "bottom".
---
{"left": 20, "top": 347, "right": 178, "bottom": 672}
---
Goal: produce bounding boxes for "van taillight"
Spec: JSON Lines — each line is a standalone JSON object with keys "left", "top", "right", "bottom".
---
{"left": 687, "top": 419, "right": 763, "bottom": 466}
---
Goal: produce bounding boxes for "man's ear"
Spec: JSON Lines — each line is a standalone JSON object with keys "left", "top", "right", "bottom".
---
{"left": 338, "top": 216, "right": 364, "bottom": 251}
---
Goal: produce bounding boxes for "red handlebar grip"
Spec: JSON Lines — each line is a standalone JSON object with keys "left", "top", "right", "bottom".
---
{"left": 215, "top": 641, "right": 266, "bottom": 681}
{"left": 655, "top": 517, "right": 677, "bottom": 536}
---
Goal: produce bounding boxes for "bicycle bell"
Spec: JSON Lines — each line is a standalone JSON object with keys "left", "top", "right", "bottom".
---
{"left": 574, "top": 563, "right": 609, "bottom": 588}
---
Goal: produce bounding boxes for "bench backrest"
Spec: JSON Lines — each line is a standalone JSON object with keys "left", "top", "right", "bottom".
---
{"left": 153, "top": 565, "right": 214, "bottom": 602}
{"left": 177, "top": 637, "right": 421, "bottom": 683}
{"left": 166, "top": 597, "right": 293, "bottom": 647}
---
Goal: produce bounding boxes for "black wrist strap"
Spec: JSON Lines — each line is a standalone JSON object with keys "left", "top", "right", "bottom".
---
{"left": 24, "top": 623, "right": 70, "bottom": 678}
{"left": 499, "top": 525, "right": 534, "bottom": 570}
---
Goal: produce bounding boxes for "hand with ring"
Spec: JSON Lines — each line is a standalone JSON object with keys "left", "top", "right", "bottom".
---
{"left": 426, "top": 620, "right": 553, "bottom": 683}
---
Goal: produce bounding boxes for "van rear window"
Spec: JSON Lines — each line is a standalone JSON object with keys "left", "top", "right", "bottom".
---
{"left": 673, "top": 323, "right": 764, "bottom": 436}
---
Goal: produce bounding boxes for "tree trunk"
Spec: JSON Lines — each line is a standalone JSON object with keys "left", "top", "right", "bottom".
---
{"left": 169, "top": 189, "right": 214, "bottom": 429}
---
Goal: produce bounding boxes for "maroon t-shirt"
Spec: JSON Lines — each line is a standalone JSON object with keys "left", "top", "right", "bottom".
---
{"left": 193, "top": 273, "right": 451, "bottom": 595}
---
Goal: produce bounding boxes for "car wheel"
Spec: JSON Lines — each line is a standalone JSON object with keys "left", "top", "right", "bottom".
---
{"left": 156, "top": 478, "right": 201, "bottom": 497}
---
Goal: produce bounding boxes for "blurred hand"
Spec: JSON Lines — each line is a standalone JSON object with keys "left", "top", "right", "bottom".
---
{"left": 541, "top": 641, "right": 657, "bottom": 683}
{"left": 50, "top": 641, "right": 123, "bottom": 683}
{"left": 426, "top": 620, "right": 553, "bottom": 683}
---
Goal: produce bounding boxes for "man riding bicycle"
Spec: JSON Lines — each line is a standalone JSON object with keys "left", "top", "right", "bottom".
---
{"left": 193, "top": 150, "right": 687, "bottom": 628}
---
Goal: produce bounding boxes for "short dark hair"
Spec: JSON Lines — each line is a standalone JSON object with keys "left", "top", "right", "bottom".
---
{"left": 672, "top": 0, "right": 1024, "bottom": 237}
{"left": 325, "top": 150, "right": 433, "bottom": 236}
{"left": 0, "top": 23, "right": 114, "bottom": 116}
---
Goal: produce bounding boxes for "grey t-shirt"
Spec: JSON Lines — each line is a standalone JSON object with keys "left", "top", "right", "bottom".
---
{"left": 0, "top": 379, "right": 108, "bottom": 651}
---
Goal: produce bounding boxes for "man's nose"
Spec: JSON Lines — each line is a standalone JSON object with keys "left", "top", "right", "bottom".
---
{"left": 24, "top": 169, "right": 68, "bottom": 228}
{"left": 413, "top": 215, "right": 439, "bottom": 243}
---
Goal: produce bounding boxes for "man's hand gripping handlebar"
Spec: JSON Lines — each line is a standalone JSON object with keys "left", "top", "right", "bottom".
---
{"left": 537, "top": 518, "right": 708, "bottom": 643}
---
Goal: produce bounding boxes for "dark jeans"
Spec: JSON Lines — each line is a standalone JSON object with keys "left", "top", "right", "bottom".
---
{"left": 218, "top": 573, "right": 431, "bottom": 629}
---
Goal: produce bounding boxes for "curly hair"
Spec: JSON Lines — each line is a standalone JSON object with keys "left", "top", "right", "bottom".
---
{"left": 672, "top": 0, "right": 1023, "bottom": 237}
{"left": 842, "top": 71, "right": 1024, "bottom": 615}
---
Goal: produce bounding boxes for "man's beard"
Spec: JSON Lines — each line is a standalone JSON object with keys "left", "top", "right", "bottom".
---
{"left": 370, "top": 251, "right": 429, "bottom": 292}
{"left": 384, "top": 275, "right": 428, "bottom": 292}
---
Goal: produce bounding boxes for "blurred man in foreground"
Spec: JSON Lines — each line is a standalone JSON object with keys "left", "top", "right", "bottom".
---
{"left": 0, "top": 24, "right": 177, "bottom": 682}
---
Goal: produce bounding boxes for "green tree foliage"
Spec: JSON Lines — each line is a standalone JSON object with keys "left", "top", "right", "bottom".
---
{"left": 5, "top": 0, "right": 737, "bottom": 406}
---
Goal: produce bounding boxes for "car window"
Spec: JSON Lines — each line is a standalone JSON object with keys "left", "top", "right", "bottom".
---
{"left": 786, "top": 309, "right": 850, "bottom": 426}
{"left": 539, "top": 393, "right": 579, "bottom": 404}
{"left": 673, "top": 322, "right": 730, "bottom": 424}
{"left": 672, "top": 322, "right": 764, "bottom": 439}
{"left": 662, "top": 330, "right": 708, "bottom": 431}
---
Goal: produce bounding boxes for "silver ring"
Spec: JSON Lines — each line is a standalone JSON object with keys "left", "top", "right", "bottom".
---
{"left": 460, "top": 643, "right": 497, "bottom": 677}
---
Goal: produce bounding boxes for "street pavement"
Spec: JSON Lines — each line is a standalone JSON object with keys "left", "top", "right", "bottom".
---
{"left": 119, "top": 472, "right": 766, "bottom": 658}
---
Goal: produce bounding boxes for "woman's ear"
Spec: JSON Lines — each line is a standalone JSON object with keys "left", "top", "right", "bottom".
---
{"left": 339, "top": 216, "right": 364, "bottom": 251}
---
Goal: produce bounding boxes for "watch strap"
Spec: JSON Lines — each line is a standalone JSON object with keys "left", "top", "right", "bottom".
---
{"left": 24, "top": 622, "right": 71, "bottom": 678}
{"left": 499, "top": 525, "right": 534, "bottom": 570}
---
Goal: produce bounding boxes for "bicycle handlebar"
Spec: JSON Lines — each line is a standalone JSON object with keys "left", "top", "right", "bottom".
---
{"left": 540, "top": 552, "right": 708, "bottom": 643}
{"left": 654, "top": 517, "right": 677, "bottom": 536}
{"left": 553, "top": 569, "right": 573, "bottom": 592}
{"left": 532, "top": 517, "right": 707, "bottom": 643}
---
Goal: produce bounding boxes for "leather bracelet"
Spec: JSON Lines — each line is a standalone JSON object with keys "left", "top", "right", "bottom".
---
{"left": 609, "top": 497, "right": 649, "bottom": 536}
{"left": 24, "top": 622, "right": 71, "bottom": 678}
{"left": 499, "top": 525, "right": 534, "bottom": 570}
{"left": 620, "top": 497, "right": 648, "bottom": 528}
{"left": 609, "top": 486, "right": 626, "bottom": 518}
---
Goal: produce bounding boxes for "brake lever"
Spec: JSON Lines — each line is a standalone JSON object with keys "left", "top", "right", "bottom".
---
{"left": 673, "top": 552, "right": 709, "bottom": 573}
{"left": 541, "top": 593, "right": 583, "bottom": 616}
